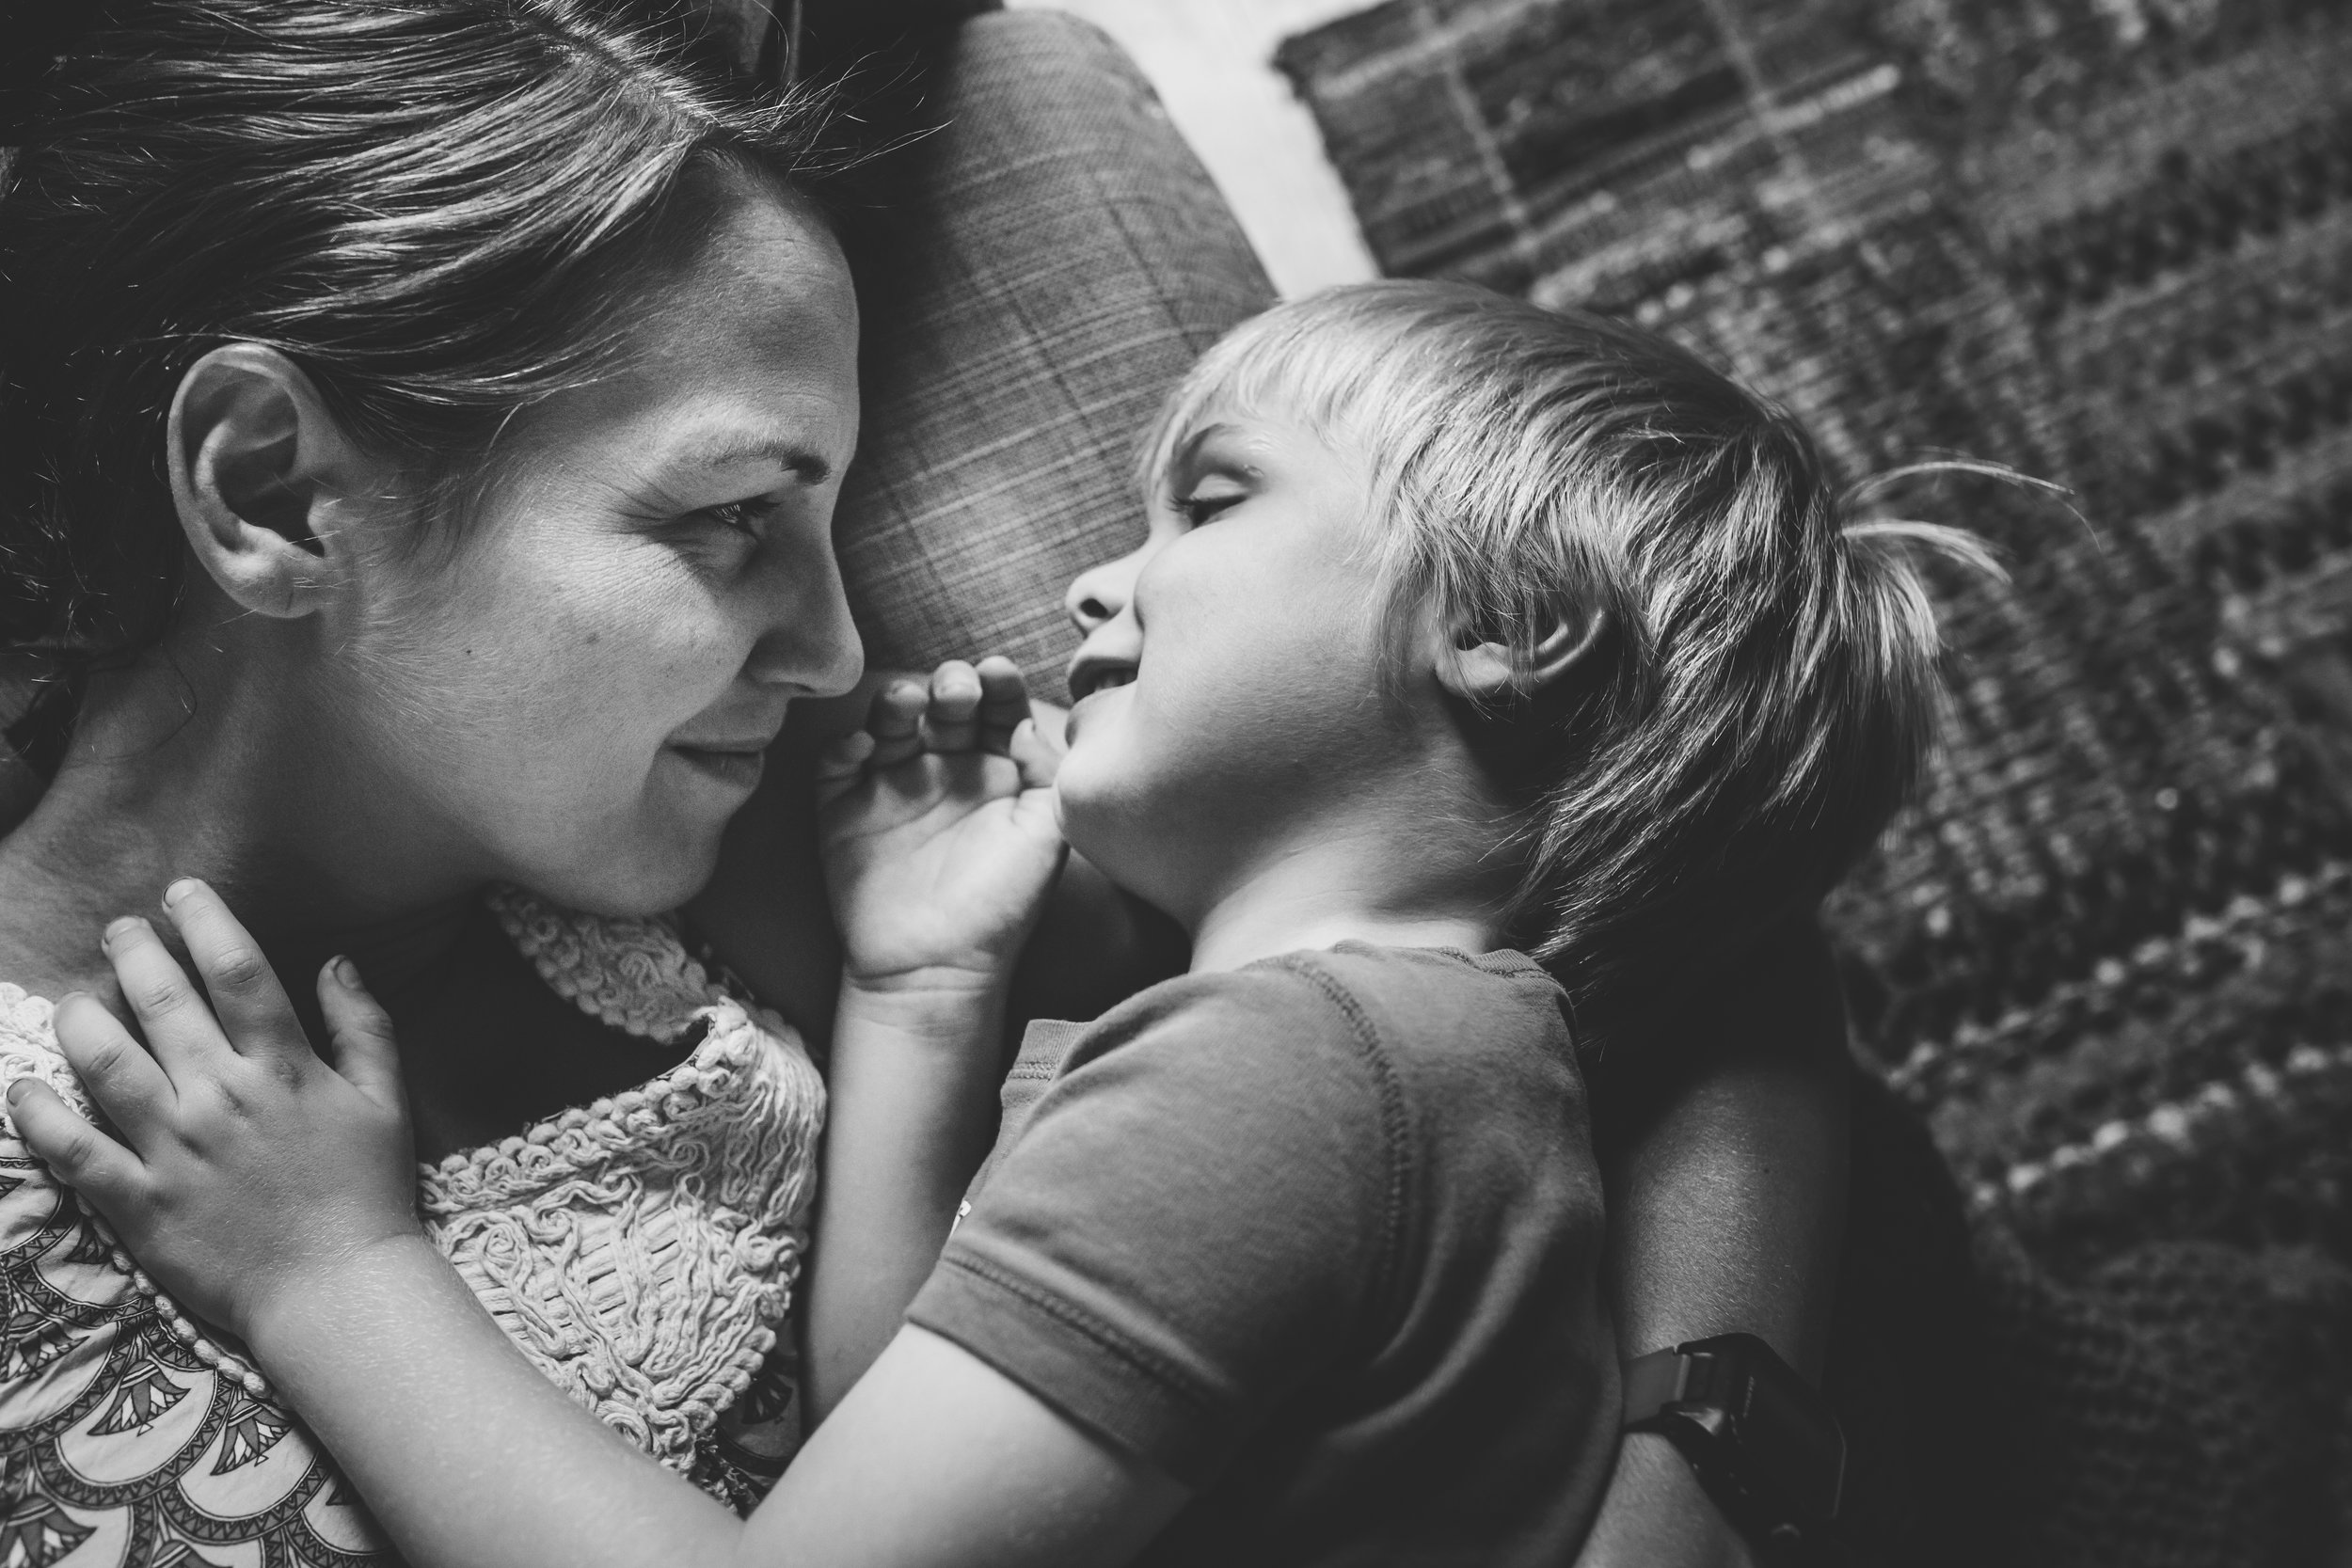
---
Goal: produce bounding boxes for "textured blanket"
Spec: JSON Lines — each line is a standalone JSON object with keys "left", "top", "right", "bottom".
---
{"left": 1280, "top": 1, "right": 2352, "bottom": 1561}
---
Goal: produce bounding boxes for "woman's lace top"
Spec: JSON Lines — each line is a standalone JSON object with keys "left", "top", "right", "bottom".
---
{"left": 0, "top": 889, "right": 827, "bottom": 1564}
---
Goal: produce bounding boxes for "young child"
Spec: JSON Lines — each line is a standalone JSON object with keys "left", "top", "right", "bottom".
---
{"left": 8, "top": 281, "right": 1973, "bottom": 1567}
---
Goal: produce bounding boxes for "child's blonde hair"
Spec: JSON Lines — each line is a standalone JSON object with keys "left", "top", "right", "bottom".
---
{"left": 1143, "top": 281, "right": 1994, "bottom": 1009}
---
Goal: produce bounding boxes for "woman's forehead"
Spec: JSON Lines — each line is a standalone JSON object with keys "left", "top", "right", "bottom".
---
{"left": 499, "top": 197, "right": 861, "bottom": 477}
{"left": 639, "top": 187, "right": 857, "bottom": 364}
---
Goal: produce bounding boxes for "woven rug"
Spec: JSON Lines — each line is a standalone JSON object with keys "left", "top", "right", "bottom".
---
{"left": 1282, "top": 3, "right": 2352, "bottom": 1559}
{"left": 1280, "top": 0, "right": 2352, "bottom": 1274}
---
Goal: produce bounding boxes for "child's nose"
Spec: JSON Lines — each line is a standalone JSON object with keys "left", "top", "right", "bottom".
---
{"left": 1065, "top": 551, "right": 1141, "bottom": 634}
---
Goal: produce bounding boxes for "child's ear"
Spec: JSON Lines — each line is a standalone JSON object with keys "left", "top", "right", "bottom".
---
{"left": 166, "top": 343, "right": 383, "bottom": 622}
{"left": 1432, "top": 605, "right": 1612, "bottom": 708}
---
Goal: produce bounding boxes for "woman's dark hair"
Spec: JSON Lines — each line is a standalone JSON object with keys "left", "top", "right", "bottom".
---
{"left": 0, "top": 0, "right": 837, "bottom": 726}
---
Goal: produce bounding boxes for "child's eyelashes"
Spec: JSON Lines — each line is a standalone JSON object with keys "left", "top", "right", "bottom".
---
{"left": 1173, "top": 492, "right": 1245, "bottom": 528}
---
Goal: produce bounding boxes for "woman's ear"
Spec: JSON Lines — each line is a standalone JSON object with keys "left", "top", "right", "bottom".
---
{"left": 167, "top": 344, "right": 384, "bottom": 621}
{"left": 1432, "top": 602, "right": 1613, "bottom": 709}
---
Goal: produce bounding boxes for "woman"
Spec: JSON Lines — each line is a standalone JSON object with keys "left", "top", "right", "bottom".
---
{"left": 0, "top": 4, "right": 873, "bottom": 1550}
{"left": 0, "top": 3, "right": 1854, "bottom": 1563}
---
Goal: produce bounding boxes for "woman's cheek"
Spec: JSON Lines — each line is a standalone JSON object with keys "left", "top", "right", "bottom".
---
{"left": 546, "top": 565, "right": 733, "bottom": 710}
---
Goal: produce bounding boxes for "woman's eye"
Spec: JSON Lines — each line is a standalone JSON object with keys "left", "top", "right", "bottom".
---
{"left": 698, "top": 497, "right": 782, "bottom": 537}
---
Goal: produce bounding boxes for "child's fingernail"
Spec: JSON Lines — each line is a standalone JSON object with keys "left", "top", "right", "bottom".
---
{"left": 163, "top": 878, "right": 200, "bottom": 906}
{"left": 6, "top": 1080, "right": 24, "bottom": 1104}
{"left": 103, "top": 916, "right": 143, "bottom": 944}
{"left": 331, "top": 956, "right": 361, "bottom": 988}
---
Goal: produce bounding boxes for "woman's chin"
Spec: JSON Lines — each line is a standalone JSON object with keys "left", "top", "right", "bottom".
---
{"left": 513, "top": 827, "right": 724, "bottom": 919}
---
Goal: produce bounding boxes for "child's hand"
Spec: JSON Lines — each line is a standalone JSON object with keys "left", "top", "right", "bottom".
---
{"left": 816, "top": 657, "right": 1067, "bottom": 995}
{"left": 5, "top": 879, "right": 417, "bottom": 1346}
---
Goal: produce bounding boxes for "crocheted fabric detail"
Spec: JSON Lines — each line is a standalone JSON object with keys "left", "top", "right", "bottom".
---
{"left": 421, "top": 898, "right": 825, "bottom": 1471}
{"left": 0, "top": 898, "right": 823, "bottom": 1560}
{"left": 488, "top": 884, "right": 724, "bottom": 1044}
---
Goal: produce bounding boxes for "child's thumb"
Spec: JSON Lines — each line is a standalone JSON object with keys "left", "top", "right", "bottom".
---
{"left": 1009, "top": 717, "right": 1064, "bottom": 790}
{"left": 317, "top": 957, "right": 405, "bottom": 1110}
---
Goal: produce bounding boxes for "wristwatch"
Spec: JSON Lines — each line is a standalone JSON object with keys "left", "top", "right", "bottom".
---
{"left": 1622, "top": 1333, "right": 1846, "bottom": 1563}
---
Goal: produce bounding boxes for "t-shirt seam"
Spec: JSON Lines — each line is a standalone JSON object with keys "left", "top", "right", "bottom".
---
{"left": 1257, "top": 954, "right": 1416, "bottom": 1348}
{"left": 933, "top": 1249, "right": 1225, "bottom": 1413}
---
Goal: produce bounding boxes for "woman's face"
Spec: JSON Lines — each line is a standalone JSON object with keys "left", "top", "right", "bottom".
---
{"left": 326, "top": 185, "right": 864, "bottom": 917}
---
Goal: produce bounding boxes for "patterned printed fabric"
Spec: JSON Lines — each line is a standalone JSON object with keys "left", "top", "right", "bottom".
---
{"left": 1278, "top": 0, "right": 2352, "bottom": 1558}
{"left": 828, "top": 10, "right": 1277, "bottom": 701}
{"left": 0, "top": 891, "right": 825, "bottom": 1565}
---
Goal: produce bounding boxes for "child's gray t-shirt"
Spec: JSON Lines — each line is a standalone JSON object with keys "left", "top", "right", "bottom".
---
{"left": 906, "top": 942, "right": 1618, "bottom": 1566}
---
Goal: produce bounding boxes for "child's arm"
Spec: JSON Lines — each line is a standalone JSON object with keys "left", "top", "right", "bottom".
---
{"left": 1575, "top": 919, "right": 1851, "bottom": 1568}
{"left": 802, "top": 658, "right": 1068, "bottom": 1416}
{"left": 257, "top": 1241, "right": 1183, "bottom": 1568}
{"left": 9, "top": 900, "right": 1187, "bottom": 1568}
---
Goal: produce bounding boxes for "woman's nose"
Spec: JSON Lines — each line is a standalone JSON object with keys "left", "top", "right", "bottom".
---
{"left": 746, "top": 546, "right": 865, "bottom": 697}
{"left": 1066, "top": 548, "right": 1144, "bottom": 634}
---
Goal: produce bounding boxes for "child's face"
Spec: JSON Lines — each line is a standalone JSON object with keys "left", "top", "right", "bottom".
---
{"left": 1055, "top": 404, "right": 1409, "bottom": 925}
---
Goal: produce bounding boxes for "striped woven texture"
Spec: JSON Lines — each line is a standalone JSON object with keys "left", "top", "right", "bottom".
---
{"left": 1280, "top": 0, "right": 2352, "bottom": 1274}
{"left": 1280, "top": 3, "right": 2352, "bottom": 1557}
{"left": 831, "top": 11, "right": 1276, "bottom": 701}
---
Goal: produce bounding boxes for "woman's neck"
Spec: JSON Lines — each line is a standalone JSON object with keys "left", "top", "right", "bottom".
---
{"left": 0, "top": 647, "right": 475, "bottom": 1011}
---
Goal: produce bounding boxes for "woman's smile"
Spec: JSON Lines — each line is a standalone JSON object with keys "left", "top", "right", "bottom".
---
{"left": 664, "top": 742, "right": 770, "bottom": 793}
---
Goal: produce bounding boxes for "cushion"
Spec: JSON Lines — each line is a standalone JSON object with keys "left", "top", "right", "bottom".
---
{"left": 829, "top": 11, "right": 1277, "bottom": 699}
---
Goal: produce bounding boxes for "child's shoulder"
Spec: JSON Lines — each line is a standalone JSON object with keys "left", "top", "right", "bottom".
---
{"left": 1076, "top": 942, "right": 1584, "bottom": 1139}
{"left": 1256, "top": 941, "right": 1576, "bottom": 1069}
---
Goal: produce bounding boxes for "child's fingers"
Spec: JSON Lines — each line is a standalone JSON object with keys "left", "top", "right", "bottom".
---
{"left": 5, "top": 1080, "right": 146, "bottom": 1215}
{"left": 317, "top": 958, "right": 406, "bottom": 1112}
{"left": 99, "top": 915, "right": 232, "bottom": 1076}
{"left": 158, "top": 879, "right": 305, "bottom": 1061}
{"left": 922, "top": 660, "right": 984, "bottom": 753}
{"left": 51, "top": 992, "right": 175, "bottom": 1134}
{"left": 813, "top": 730, "right": 878, "bottom": 807}
{"left": 865, "top": 679, "right": 929, "bottom": 768}
{"left": 1008, "top": 717, "right": 1063, "bottom": 792}
{"left": 975, "top": 657, "right": 1030, "bottom": 757}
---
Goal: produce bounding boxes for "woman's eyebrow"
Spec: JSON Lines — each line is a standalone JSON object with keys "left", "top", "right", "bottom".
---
{"left": 675, "top": 433, "right": 834, "bottom": 483}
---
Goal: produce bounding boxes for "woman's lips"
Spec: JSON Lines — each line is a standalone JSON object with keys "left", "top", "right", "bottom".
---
{"left": 667, "top": 745, "right": 767, "bottom": 791}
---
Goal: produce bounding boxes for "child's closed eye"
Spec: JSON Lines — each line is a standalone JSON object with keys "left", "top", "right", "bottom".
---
{"left": 1172, "top": 490, "right": 1245, "bottom": 528}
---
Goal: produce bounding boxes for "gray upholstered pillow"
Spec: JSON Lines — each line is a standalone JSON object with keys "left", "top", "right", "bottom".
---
{"left": 833, "top": 12, "right": 1276, "bottom": 699}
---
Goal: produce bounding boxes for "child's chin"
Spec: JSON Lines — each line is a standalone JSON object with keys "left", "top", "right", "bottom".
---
{"left": 1050, "top": 773, "right": 1126, "bottom": 871}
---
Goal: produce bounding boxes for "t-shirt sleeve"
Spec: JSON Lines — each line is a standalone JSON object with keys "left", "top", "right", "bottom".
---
{"left": 904, "top": 964, "right": 1406, "bottom": 1488}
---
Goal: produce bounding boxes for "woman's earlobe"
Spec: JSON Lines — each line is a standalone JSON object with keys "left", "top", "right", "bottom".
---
{"left": 167, "top": 344, "right": 374, "bottom": 621}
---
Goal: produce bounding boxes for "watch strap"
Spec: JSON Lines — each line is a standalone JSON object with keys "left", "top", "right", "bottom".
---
{"left": 1622, "top": 1334, "right": 1848, "bottom": 1563}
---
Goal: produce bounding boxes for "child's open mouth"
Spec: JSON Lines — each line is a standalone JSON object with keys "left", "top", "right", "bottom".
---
{"left": 1066, "top": 658, "right": 1137, "bottom": 703}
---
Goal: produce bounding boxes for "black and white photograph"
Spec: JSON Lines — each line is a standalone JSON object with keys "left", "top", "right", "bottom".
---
{"left": 0, "top": 1, "right": 2345, "bottom": 1563}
